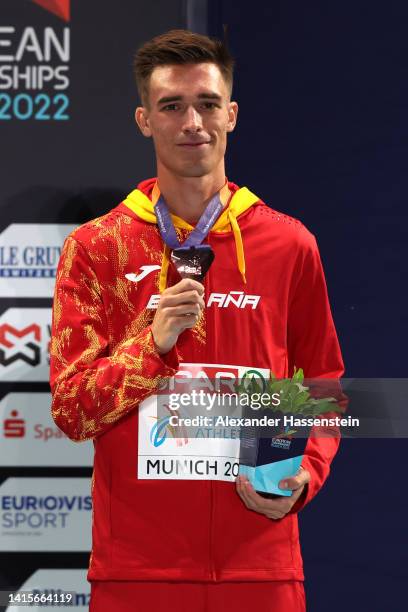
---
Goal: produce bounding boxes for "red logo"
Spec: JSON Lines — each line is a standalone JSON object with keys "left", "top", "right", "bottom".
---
{"left": 32, "top": 0, "right": 70, "bottom": 22}
{"left": 4, "top": 410, "right": 26, "bottom": 438}
{"left": 0, "top": 324, "right": 41, "bottom": 366}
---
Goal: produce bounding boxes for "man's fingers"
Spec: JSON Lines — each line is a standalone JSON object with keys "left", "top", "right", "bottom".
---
{"left": 278, "top": 468, "right": 310, "bottom": 492}
{"left": 236, "top": 476, "right": 256, "bottom": 510}
{"left": 242, "top": 480, "right": 291, "bottom": 515}
{"left": 236, "top": 476, "right": 294, "bottom": 520}
{"left": 264, "top": 510, "right": 287, "bottom": 520}
{"left": 159, "top": 290, "right": 205, "bottom": 311}
{"left": 163, "top": 303, "right": 202, "bottom": 317}
{"left": 236, "top": 476, "right": 277, "bottom": 512}
{"left": 178, "top": 314, "right": 201, "bottom": 330}
{"left": 238, "top": 479, "right": 271, "bottom": 512}
{"left": 164, "top": 278, "right": 204, "bottom": 296}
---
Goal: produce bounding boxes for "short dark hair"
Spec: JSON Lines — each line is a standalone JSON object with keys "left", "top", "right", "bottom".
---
{"left": 134, "top": 29, "right": 234, "bottom": 106}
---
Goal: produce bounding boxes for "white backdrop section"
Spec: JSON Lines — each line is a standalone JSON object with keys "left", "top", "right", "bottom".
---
{"left": 0, "top": 393, "right": 93, "bottom": 466}
{"left": 0, "top": 478, "right": 92, "bottom": 551}
{"left": 0, "top": 308, "right": 51, "bottom": 381}
{"left": 0, "top": 224, "right": 76, "bottom": 297}
{"left": 6, "top": 569, "right": 90, "bottom": 611}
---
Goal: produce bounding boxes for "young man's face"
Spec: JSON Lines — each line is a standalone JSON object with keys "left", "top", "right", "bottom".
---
{"left": 135, "top": 62, "right": 238, "bottom": 178}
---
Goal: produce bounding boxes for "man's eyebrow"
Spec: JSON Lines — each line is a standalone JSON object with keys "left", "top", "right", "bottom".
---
{"left": 157, "top": 92, "right": 222, "bottom": 105}
{"left": 197, "top": 93, "right": 222, "bottom": 101}
{"left": 157, "top": 95, "right": 183, "bottom": 105}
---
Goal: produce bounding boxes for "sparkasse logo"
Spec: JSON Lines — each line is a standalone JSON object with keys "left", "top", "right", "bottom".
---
{"left": 32, "top": 0, "right": 71, "bottom": 22}
{"left": 0, "top": 393, "right": 93, "bottom": 467}
{"left": 3, "top": 410, "right": 26, "bottom": 438}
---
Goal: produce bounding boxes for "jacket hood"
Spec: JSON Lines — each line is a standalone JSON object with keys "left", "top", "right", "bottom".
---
{"left": 121, "top": 178, "right": 261, "bottom": 291}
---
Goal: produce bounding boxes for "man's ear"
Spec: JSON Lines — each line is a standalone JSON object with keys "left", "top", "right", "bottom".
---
{"left": 226, "top": 101, "right": 238, "bottom": 133}
{"left": 135, "top": 107, "right": 152, "bottom": 137}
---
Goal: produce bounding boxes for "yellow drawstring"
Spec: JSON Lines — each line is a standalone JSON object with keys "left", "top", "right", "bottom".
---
{"left": 228, "top": 210, "right": 246, "bottom": 284}
{"left": 159, "top": 245, "right": 171, "bottom": 293}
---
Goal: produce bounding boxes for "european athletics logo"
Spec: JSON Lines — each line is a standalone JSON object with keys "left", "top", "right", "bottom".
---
{"left": 0, "top": 3, "right": 72, "bottom": 120}
{"left": 150, "top": 408, "right": 189, "bottom": 448}
{"left": 32, "top": 0, "right": 70, "bottom": 22}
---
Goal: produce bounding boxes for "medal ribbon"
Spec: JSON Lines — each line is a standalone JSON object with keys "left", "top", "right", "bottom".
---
{"left": 154, "top": 192, "right": 223, "bottom": 249}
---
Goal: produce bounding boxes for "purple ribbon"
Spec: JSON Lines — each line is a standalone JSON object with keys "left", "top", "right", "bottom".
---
{"left": 154, "top": 192, "right": 223, "bottom": 249}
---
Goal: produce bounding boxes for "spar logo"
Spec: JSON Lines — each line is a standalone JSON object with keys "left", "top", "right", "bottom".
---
{"left": 241, "top": 369, "right": 267, "bottom": 392}
{"left": 146, "top": 291, "right": 261, "bottom": 310}
{"left": 0, "top": 309, "right": 51, "bottom": 381}
{"left": 0, "top": 223, "right": 76, "bottom": 297}
{"left": 0, "top": 1, "right": 71, "bottom": 121}
{"left": 166, "top": 364, "right": 243, "bottom": 393}
{"left": 32, "top": 1, "right": 71, "bottom": 22}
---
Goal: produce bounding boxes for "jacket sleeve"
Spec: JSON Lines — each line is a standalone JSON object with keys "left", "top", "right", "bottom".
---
{"left": 287, "top": 231, "right": 345, "bottom": 512}
{"left": 49, "top": 235, "right": 179, "bottom": 442}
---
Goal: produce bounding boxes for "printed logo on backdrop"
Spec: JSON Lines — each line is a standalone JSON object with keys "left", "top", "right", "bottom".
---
{"left": 32, "top": 1, "right": 71, "bottom": 22}
{"left": 0, "top": 478, "right": 91, "bottom": 552}
{"left": 0, "top": 393, "right": 93, "bottom": 467}
{"left": 0, "top": 308, "right": 51, "bottom": 381}
{"left": 6, "top": 569, "right": 89, "bottom": 612}
{"left": 0, "top": 1, "right": 71, "bottom": 121}
{"left": 0, "top": 224, "right": 76, "bottom": 297}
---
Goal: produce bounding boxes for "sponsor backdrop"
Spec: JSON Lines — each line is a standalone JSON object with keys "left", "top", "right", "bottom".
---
{"left": 0, "top": 0, "right": 195, "bottom": 604}
{"left": 2, "top": 0, "right": 407, "bottom": 610}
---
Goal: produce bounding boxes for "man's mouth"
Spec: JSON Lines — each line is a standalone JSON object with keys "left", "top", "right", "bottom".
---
{"left": 177, "top": 141, "right": 210, "bottom": 147}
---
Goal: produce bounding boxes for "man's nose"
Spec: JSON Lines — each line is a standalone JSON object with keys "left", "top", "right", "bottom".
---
{"left": 182, "top": 106, "right": 203, "bottom": 132}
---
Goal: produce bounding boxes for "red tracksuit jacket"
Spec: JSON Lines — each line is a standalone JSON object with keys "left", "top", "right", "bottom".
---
{"left": 50, "top": 178, "right": 344, "bottom": 582}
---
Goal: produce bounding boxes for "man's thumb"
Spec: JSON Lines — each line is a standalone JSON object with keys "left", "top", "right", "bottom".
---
{"left": 279, "top": 468, "right": 310, "bottom": 491}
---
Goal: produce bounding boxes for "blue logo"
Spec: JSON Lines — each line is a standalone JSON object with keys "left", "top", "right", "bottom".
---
{"left": 150, "top": 417, "right": 171, "bottom": 448}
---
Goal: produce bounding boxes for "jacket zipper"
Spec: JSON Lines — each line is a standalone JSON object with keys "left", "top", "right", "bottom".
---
{"left": 205, "top": 242, "right": 216, "bottom": 581}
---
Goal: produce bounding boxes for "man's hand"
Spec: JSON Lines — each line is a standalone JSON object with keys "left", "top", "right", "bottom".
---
{"left": 235, "top": 468, "right": 311, "bottom": 520}
{"left": 151, "top": 278, "right": 205, "bottom": 354}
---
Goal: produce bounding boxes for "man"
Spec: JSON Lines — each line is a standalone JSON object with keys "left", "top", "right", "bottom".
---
{"left": 50, "top": 30, "right": 344, "bottom": 611}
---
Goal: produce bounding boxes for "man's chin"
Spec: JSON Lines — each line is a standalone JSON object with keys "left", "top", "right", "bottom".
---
{"left": 176, "top": 162, "right": 215, "bottom": 178}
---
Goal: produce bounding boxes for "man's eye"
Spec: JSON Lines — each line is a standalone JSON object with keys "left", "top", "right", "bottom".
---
{"left": 201, "top": 102, "right": 218, "bottom": 110}
{"left": 162, "top": 104, "right": 179, "bottom": 111}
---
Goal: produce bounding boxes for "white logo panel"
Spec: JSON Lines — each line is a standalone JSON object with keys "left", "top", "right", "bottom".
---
{"left": 0, "top": 478, "right": 91, "bottom": 552}
{"left": 0, "top": 393, "right": 93, "bottom": 467}
{"left": 0, "top": 224, "right": 76, "bottom": 297}
{"left": 0, "top": 308, "right": 51, "bottom": 381}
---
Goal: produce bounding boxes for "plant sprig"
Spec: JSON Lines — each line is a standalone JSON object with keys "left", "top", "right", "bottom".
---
{"left": 235, "top": 368, "right": 342, "bottom": 416}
